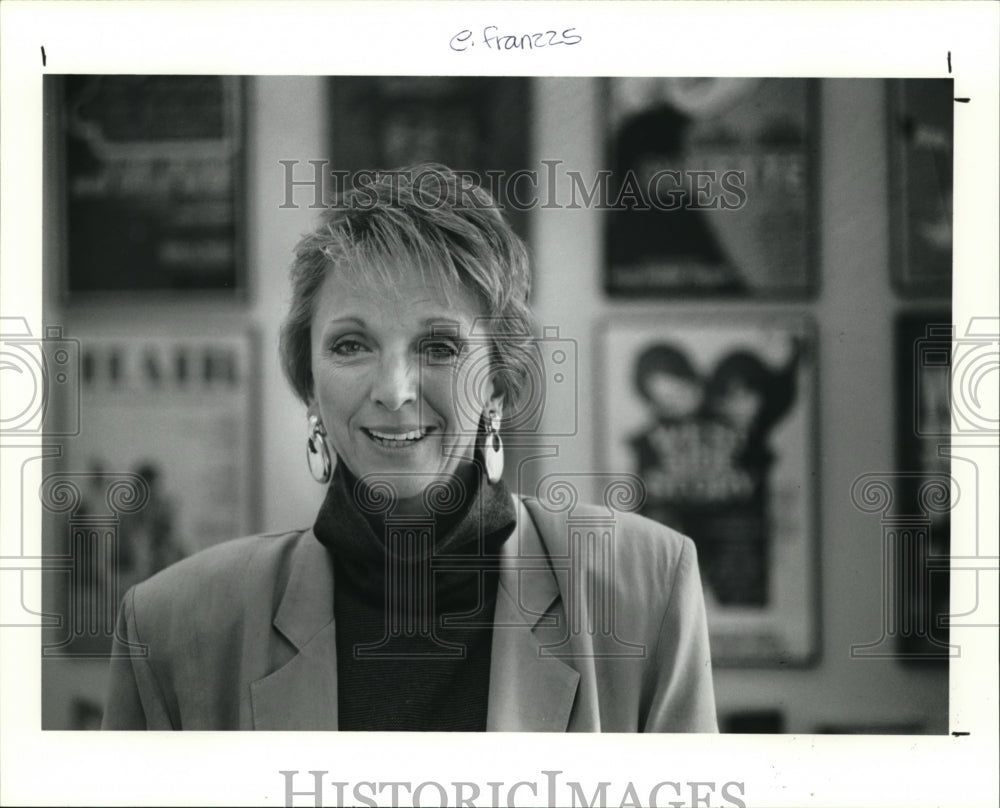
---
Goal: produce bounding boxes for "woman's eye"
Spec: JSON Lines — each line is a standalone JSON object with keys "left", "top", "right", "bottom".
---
{"left": 331, "top": 339, "right": 368, "bottom": 357}
{"left": 423, "top": 341, "right": 460, "bottom": 363}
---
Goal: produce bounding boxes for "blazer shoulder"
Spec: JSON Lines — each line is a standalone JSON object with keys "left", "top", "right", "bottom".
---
{"left": 521, "top": 497, "right": 694, "bottom": 552}
{"left": 521, "top": 496, "right": 692, "bottom": 564}
{"left": 128, "top": 529, "right": 309, "bottom": 627}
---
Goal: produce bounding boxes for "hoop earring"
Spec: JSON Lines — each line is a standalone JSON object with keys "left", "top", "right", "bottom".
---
{"left": 483, "top": 410, "right": 504, "bottom": 484}
{"left": 306, "top": 414, "right": 334, "bottom": 484}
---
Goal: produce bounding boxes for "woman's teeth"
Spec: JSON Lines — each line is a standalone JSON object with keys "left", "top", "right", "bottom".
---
{"left": 366, "top": 428, "right": 429, "bottom": 447}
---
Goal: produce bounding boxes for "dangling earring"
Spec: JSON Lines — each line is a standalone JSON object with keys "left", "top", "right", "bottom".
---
{"left": 306, "top": 414, "right": 334, "bottom": 484}
{"left": 483, "top": 409, "right": 504, "bottom": 484}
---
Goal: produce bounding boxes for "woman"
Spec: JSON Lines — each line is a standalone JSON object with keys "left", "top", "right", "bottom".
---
{"left": 102, "top": 165, "right": 717, "bottom": 732}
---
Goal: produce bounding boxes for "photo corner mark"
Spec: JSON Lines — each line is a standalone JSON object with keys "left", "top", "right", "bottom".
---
{"left": 41, "top": 45, "right": 46, "bottom": 67}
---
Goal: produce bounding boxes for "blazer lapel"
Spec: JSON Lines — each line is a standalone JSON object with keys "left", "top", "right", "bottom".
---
{"left": 250, "top": 504, "right": 582, "bottom": 732}
{"left": 250, "top": 530, "right": 340, "bottom": 730}
{"left": 486, "top": 498, "right": 580, "bottom": 731}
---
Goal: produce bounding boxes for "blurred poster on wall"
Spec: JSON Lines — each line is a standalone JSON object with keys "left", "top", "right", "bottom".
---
{"left": 328, "top": 76, "right": 532, "bottom": 241}
{"left": 604, "top": 77, "right": 817, "bottom": 297}
{"left": 56, "top": 75, "right": 245, "bottom": 298}
{"left": 889, "top": 79, "right": 954, "bottom": 296}
{"left": 893, "top": 312, "right": 952, "bottom": 660}
{"left": 599, "top": 317, "right": 818, "bottom": 666}
{"left": 44, "top": 330, "right": 257, "bottom": 655}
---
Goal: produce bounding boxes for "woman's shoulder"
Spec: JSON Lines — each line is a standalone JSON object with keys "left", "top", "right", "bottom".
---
{"left": 128, "top": 527, "right": 314, "bottom": 615}
{"left": 518, "top": 496, "right": 694, "bottom": 565}
{"left": 516, "top": 496, "right": 702, "bottom": 621}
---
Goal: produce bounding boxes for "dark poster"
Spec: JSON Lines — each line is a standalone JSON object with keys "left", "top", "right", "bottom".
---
{"left": 58, "top": 75, "right": 244, "bottom": 297}
{"left": 329, "top": 76, "right": 532, "bottom": 240}
{"left": 890, "top": 80, "right": 954, "bottom": 296}
{"left": 604, "top": 77, "right": 817, "bottom": 297}
{"left": 894, "top": 313, "right": 953, "bottom": 659}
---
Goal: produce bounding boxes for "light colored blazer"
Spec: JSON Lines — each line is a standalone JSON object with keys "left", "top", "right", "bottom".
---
{"left": 102, "top": 498, "right": 718, "bottom": 731}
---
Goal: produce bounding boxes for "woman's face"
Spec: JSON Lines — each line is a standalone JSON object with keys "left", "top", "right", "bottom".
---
{"left": 309, "top": 263, "right": 497, "bottom": 501}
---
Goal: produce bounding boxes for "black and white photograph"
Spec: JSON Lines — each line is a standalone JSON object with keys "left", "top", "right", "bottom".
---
{"left": 1, "top": 3, "right": 997, "bottom": 808}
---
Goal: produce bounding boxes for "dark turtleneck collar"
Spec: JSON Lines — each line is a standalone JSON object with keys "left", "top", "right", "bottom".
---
{"left": 312, "top": 459, "right": 516, "bottom": 602}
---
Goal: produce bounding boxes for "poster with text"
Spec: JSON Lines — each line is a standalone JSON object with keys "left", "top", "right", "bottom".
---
{"left": 57, "top": 75, "right": 245, "bottom": 299}
{"left": 42, "top": 330, "right": 258, "bottom": 657}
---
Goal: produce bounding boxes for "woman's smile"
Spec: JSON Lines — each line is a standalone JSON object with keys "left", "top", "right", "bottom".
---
{"left": 362, "top": 425, "right": 435, "bottom": 449}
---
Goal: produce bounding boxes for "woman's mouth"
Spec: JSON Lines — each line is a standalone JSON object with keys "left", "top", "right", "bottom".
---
{"left": 363, "top": 427, "right": 433, "bottom": 449}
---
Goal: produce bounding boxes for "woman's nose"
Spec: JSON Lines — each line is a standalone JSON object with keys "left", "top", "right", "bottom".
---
{"left": 370, "top": 353, "right": 418, "bottom": 411}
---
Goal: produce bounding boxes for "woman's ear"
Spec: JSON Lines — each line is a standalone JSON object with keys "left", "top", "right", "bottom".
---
{"left": 484, "top": 375, "right": 505, "bottom": 420}
{"left": 306, "top": 399, "right": 321, "bottom": 427}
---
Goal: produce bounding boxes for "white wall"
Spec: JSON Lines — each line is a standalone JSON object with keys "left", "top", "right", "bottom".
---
{"left": 247, "top": 76, "right": 329, "bottom": 530}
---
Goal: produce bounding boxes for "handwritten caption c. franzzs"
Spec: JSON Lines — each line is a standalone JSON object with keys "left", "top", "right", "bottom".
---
{"left": 450, "top": 25, "right": 581, "bottom": 52}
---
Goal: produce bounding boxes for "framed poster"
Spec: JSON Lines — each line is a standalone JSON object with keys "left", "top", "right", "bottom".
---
{"left": 599, "top": 316, "right": 818, "bottom": 666}
{"left": 892, "top": 312, "right": 952, "bottom": 660}
{"left": 328, "top": 76, "right": 532, "bottom": 241}
{"left": 57, "top": 75, "right": 245, "bottom": 298}
{"left": 42, "top": 329, "right": 259, "bottom": 656}
{"left": 604, "top": 78, "right": 818, "bottom": 298}
{"left": 889, "top": 79, "right": 954, "bottom": 296}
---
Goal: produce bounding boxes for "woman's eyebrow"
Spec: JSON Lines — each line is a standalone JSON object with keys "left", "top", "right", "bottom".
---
{"left": 322, "top": 316, "right": 367, "bottom": 329}
{"left": 420, "top": 317, "right": 465, "bottom": 335}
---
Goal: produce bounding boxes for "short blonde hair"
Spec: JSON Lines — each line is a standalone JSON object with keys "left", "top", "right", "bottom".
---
{"left": 279, "top": 164, "right": 534, "bottom": 410}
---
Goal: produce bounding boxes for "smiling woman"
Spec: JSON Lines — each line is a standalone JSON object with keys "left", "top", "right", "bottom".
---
{"left": 101, "top": 165, "right": 718, "bottom": 732}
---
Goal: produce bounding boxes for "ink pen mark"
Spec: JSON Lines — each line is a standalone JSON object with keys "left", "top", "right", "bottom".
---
{"left": 952, "top": 731, "right": 970, "bottom": 737}
{"left": 955, "top": 98, "right": 970, "bottom": 103}
{"left": 41, "top": 46, "right": 46, "bottom": 67}
{"left": 947, "top": 51, "right": 951, "bottom": 73}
